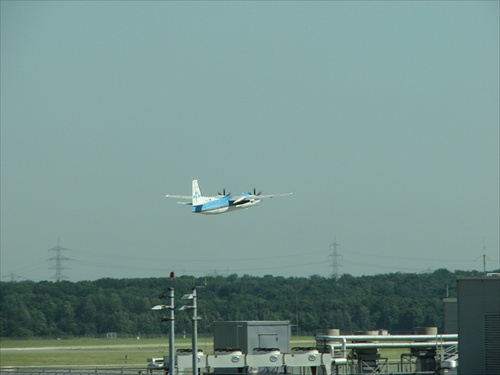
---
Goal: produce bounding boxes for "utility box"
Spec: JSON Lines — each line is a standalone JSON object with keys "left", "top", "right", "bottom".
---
{"left": 214, "top": 321, "right": 291, "bottom": 354}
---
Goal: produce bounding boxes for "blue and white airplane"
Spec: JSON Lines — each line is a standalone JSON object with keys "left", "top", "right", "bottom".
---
{"left": 166, "top": 180, "right": 292, "bottom": 215}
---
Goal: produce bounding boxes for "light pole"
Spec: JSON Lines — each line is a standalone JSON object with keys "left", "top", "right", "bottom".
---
{"left": 181, "top": 284, "right": 204, "bottom": 375}
{"left": 152, "top": 274, "right": 176, "bottom": 375}
{"left": 167, "top": 287, "right": 175, "bottom": 375}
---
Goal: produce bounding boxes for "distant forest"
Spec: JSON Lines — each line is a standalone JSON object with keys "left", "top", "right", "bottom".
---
{"left": 0, "top": 269, "right": 490, "bottom": 338}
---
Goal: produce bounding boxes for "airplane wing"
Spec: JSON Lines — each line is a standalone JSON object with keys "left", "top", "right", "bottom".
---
{"left": 255, "top": 193, "right": 293, "bottom": 199}
{"left": 230, "top": 193, "right": 292, "bottom": 204}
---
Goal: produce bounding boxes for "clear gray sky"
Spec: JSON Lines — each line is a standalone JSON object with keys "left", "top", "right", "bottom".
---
{"left": 1, "top": 1, "right": 499, "bottom": 281}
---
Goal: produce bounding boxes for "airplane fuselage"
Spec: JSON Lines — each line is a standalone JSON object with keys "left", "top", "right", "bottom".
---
{"left": 192, "top": 194, "right": 262, "bottom": 214}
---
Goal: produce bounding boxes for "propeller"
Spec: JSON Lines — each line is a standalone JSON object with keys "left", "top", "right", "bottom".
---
{"left": 218, "top": 188, "right": 230, "bottom": 196}
{"left": 253, "top": 188, "right": 262, "bottom": 196}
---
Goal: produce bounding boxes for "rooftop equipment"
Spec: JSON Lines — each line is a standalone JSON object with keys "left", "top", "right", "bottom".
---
{"left": 214, "top": 321, "right": 290, "bottom": 355}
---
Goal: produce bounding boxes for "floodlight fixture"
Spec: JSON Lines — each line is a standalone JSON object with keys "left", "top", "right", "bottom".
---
{"left": 152, "top": 305, "right": 168, "bottom": 310}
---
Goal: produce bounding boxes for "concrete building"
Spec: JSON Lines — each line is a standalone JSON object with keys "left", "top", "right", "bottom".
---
{"left": 457, "top": 275, "right": 500, "bottom": 375}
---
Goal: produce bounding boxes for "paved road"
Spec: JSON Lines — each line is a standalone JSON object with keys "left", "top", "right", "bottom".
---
{"left": 1, "top": 339, "right": 316, "bottom": 353}
{"left": 1, "top": 344, "right": 167, "bottom": 352}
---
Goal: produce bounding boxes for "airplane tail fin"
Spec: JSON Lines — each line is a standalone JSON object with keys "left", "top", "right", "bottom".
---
{"left": 192, "top": 179, "right": 203, "bottom": 205}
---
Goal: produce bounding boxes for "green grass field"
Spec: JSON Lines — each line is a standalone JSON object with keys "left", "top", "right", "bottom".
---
{"left": 0, "top": 337, "right": 405, "bottom": 368}
{"left": 0, "top": 337, "right": 199, "bottom": 367}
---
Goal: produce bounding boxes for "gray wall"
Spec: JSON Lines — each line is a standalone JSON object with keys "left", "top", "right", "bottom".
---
{"left": 443, "top": 298, "right": 458, "bottom": 334}
{"left": 457, "top": 276, "right": 500, "bottom": 375}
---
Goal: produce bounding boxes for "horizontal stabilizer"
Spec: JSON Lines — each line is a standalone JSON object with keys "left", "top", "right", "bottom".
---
{"left": 166, "top": 194, "right": 191, "bottom": 200}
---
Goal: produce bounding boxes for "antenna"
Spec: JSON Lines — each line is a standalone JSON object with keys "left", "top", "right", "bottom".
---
{"left": 329, "top": 237, "right": 342, "bottom": 280}
{"left": 48, "top": 239, "right": 72, "bottom": 281}
{"left": 481, "top": 239, "right": 490, "bottom": 274}
{"left": 473, "top": 239, "right": 490, "bottom": 275}
{"left": 483, "top": 241, "right": 486, "bottom": 274}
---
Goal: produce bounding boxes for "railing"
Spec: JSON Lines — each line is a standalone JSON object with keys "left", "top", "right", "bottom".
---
{"left": 0, "top": 366, "right": 446, "bottom": 375}
{"left": 0, "top": 368, "right": 147, "bottom": 375}
{"left": 439, "top": 343, "right": 458, "bottom": 362}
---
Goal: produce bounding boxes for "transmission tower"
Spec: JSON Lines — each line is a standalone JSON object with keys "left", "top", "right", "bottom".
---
{"left": 48, "top": 239, "right": 72, "bottom": 281}
{"left": 1, "top": 272, "right": 26, "bottom": 282}
{"left": 329, "top": 237, "right": 342, "bottom": 280}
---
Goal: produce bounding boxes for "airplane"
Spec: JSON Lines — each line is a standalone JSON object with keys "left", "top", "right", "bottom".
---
{"left": 166, "top": 179, "right": 292, "bottom": 215}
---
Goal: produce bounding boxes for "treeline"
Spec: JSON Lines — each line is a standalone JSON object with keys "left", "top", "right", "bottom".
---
{"left": 0, "top": 269, "right": 485, "bottom": 338}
